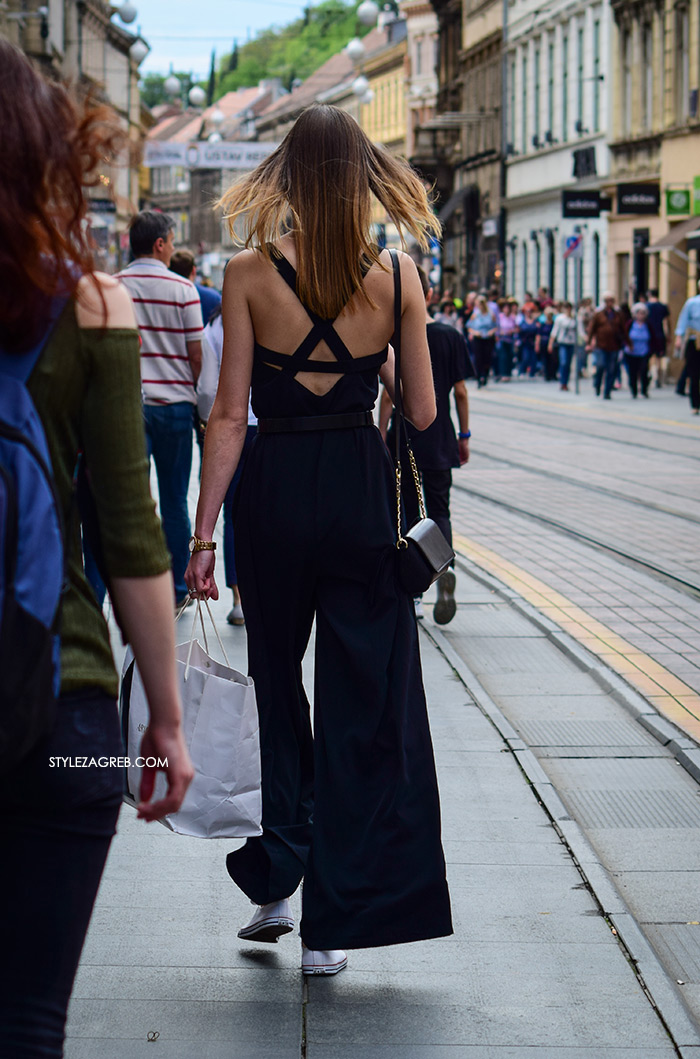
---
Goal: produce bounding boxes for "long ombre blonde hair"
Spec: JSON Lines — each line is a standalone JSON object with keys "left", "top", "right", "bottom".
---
{"left": 218, "top": 104, "right": 440, "bottom": 320}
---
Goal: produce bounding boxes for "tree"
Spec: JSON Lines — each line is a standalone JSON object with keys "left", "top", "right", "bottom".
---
{"left": 207, "top": 49, "right": 216, "bottom": 106}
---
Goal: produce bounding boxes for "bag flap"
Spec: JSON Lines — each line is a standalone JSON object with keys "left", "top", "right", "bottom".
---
{"left": 406, "top": 518, "right": 455, "bottom": 572}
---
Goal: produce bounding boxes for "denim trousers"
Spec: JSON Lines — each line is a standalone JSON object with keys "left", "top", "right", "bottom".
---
{"left": 497, "top": 339, "right": 514, "bottom": 378}
{"left": 558, "top": 344, "right": 575, "bottom": 386}
{"left": 0, "top": 690, "right": 123, "bottom": 1057}
{"left": 144, "top": 401, "right": 195, "bottom": 600}
{"left": 593, "top": 350, "right": 618, "bottom": 397}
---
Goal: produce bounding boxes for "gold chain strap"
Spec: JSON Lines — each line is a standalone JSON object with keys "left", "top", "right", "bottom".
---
{"left": 395, "top": 441, "right": 426, "bottom": 551}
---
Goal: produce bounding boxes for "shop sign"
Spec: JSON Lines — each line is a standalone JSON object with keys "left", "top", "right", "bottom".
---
{"left": 666, "top": 188, "right": 691, "bottom": 216}
{"left": 89, "top": 198, "right": 117, "bottom": 213}
{"left": 693, "top": 176, "right": 700, "bottom": 216}
{"left": 562, "top": 189, "right": 600, "bottom": 218}
{"left": 482, "top": 217, "right": 499, "bottom": 238}
{"left": 617, "top": 183, "right": 660, "bottom": 215}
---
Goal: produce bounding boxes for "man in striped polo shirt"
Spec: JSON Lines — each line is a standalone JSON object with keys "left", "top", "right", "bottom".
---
{"left": 117, "top": 211, "right": 204, "bottom": 608}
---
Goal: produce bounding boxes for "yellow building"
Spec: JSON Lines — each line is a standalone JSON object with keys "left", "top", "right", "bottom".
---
{"left": 608, "top": 0, "right": 700, "bottom": 329}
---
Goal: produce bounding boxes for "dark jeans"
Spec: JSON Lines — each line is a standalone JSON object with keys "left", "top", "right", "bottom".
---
{"left": 223, "top": 425, "right": 258, "bottom": 587}
{"left": 593, "top": 350, "right": 618, "bottom": 398}
{"left": 687, "top": 339, "right": 700, "bottom": 411}
{"left": 625, "top": 354, "right": 649, "bottom": 397}
{"left": 472, "top": 336, "right": 495, "bottom": 385}
{"left": 144, "top": 401, "right": 195, "bottom": 600}
{"left": 558, "top": 343, "right": 575, "bottom": 387}
{"left": 497, "top": 339, "right": 514, "bottom": 378}
{"left": 519, "top": 343, "right": 537, "bottom": 376}
{"left": 0, "top": 690, "right": 123, "bottom": 1058}
{"left": 402, "top": 466, "right": 452, "bottom": 549}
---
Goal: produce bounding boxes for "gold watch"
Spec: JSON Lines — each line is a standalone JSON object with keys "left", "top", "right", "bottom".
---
{"left": 189, "top": 535, "right": 217, "bottom": 553}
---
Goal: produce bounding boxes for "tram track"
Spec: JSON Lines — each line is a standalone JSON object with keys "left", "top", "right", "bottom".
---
{"left": 471, "top": 448, "right": 700, "bottom": 526}
{"left": 452, "top": 479, "right": 700, "bottom": 602}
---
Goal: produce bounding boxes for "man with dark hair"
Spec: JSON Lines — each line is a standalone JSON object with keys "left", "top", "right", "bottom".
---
{"left": 170, "top": 248, "right": 222, "bottom": 325}
{"left": 646, "top": 288, "right": 670, "bottom": 388}
{"left": 586, "top": 292, "right": 626, "bottom": 399}
{"left": 117, "top": 211, "right": 204, "bottom": 609}
{"left": 379, "top": 266, "right": 472, "bottom": 625}
{"left": 675, "top": 279, "right": 700, "bottom": 415}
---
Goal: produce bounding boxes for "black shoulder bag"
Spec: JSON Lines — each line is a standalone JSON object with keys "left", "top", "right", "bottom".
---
{"left": 389, "top": 249, "right": 455, "bottom": 596}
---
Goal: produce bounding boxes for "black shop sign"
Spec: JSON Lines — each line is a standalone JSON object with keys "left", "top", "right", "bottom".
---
{"left": 562, "top": 189, "right": 601, "bottom": 218}
{"left": 617, "top": 183, "right": 660, "bottom": 215}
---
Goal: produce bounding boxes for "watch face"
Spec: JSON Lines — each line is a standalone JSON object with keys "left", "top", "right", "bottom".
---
{"left": 188, "top": 538, "right": 196, "bottom": 553}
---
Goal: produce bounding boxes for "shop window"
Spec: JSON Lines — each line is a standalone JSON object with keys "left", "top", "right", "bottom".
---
{"left": 562, "top": 33, "right": 569, "bottom": 142}
{"left": 642, "top": 24, "right": 653, "bottom": 129}
{"left": 676, "top": 7, "right": 690, "bottom": 122}
{"left": 592, "top": 20, "right": 601, "bottom": 132}
{"left": 621, "top": 28, "right": 632, "bottom": 135}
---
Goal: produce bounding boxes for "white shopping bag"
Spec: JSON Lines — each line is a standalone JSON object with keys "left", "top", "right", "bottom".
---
{"left": 119, "top": 602, "right": 262, "bottom": 838}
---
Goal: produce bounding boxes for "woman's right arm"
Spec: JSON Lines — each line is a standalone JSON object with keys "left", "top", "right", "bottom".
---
{"left": 395, "top": 253, "right": 435, "bottom": 431}
{"left": 76, "top": 274, "right": 193, "bottom": 821}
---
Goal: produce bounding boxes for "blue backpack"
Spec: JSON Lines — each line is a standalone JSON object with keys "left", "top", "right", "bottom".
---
{"left": 0, "top": 299, "right": 67, "bottom": 767}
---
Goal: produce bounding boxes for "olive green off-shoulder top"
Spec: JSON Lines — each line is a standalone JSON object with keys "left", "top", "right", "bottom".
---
{"left": 27, "top": 299, "right": 171, "bottom": 698}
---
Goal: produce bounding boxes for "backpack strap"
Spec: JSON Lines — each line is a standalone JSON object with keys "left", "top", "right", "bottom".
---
{"left": 0, "top": 295, "right": 69, "bottom": 380}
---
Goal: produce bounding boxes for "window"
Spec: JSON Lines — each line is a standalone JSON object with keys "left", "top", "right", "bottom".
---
{"left": 562, "top": 34, "right": 569, "bottom": 141}
{"left": 415, "top": 38, "right": 423, "bottom": 76}
{"left": 676, "top": 7, "right": 690, "bottom": 121}
{"left": 533, "top": 43, "right": 540, "bottom": 145}
{"left": 521, "top": 51, "right": 528, "bottom": 151}
{"left": 592, "top": 20, "right": 601, "bottom": 132}
{"left": 547, "top": 38, "right": 554, "bottom": 137}
{"left": 593, "top": 231, "right": 601, "bottom": 306}
{"left": 509, "top": 58, "right": 516, "bottom": 148}
{"left": 577, "top": 26, "right": 584, "bottom": 132}
{"left": 642, "top": 24, "right": 653, "bottom": 128}
{"left": 522, "top": 241, "right": 528, "bottom": 294}
{"left": 622, "top": 28, "right": 632, "bottom": 135}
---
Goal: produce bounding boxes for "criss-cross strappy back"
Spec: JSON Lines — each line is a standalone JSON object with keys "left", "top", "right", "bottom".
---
{"left": 253, "top": 249, "right": 388, "bottom": 394}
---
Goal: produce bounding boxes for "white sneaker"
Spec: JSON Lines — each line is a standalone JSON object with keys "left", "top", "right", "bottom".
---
{"left": 238, "top": 899, "right": 294, "bottom": 943}
{"left": 301, "top": 946, "right": 348, "bottom": 976}
{"left": 434, "top": 568, "right": 457, "bottom": 626}
{"left": 414, "top": 599, "right": 425, "bottom": 620}
{"left": 227, "top": 603, "right": 245, "bottom": 626}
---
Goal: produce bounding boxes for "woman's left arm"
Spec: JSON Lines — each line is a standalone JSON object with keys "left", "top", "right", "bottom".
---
{"left": 186, "top": 255, "right": 254, "bottom": 599}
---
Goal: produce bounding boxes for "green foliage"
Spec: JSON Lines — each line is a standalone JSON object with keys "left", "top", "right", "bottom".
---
{"left": 140, "top": 72, "right": 207, "bottom": 108}
{"left": 215, "top": 0, "right": 367, "bottom": 97}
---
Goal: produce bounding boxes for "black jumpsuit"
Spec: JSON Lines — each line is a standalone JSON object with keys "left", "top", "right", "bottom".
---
{"left": 227, "top": 251, "right": 453, "bottom": 951}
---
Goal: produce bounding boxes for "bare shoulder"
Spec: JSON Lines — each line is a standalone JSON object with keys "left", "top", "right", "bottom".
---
{"left": 224, "top": 249, "right": 258, "bottom": 285}
{"left": 75, "top": 272, "right": 136, "bottom": 330}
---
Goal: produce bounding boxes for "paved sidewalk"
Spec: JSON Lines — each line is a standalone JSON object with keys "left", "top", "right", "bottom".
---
{"left": 64, "top": 587, "right": 681, "bottom": 1058}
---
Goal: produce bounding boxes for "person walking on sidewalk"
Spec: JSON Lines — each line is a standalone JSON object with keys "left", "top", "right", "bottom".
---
{"left": 674, "top": 279, "right": 700, "bottom": 415}
{"left": 0, "top": 42, "right": 193, "bottom": 1058}
{"left": 468, "top": 294, "right": 497, "bottom": 386}
{"left": 586, "top": 292, "right": 626, "bottom": 399}
{"left": 549, "top": 301, "right": 577, "bottom": 390}
{"left": 496, "top": 299, "right": 518, "bottom": 380}
{"left": 185, "top": 105, "right": 453, "bottom": 977}
{"left": 169, "top": 247, "right": 222, "bottom": 325}
{"left": 117, "top": 212, "right": 204, "bottom": 610}
{"left": 646, "top": 289, "right": 670, "bottom": 388}
{"left": 379, "top": 266, "right": 472, "bottom": 625}
{"left": 624, "top": 304, "right": 651, "bottom": 398}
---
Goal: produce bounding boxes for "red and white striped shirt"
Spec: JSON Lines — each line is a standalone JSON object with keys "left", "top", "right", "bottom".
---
{"left": 116, "top": 258, "right": 204, "bottom": 406}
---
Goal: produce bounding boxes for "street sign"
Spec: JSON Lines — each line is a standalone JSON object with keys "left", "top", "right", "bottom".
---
{"left": 563, "top": 233, "right": 584, "bottom": 259}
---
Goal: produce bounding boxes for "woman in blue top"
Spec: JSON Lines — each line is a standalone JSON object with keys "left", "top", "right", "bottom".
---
{"left": 625, "top": 305, "right": 651, "bottom": 398}
{"left": 517, "top": 306, "right": 540, "bottom": 377}
{"left": 467, "top": 294, "right": 497, "bottom": 387}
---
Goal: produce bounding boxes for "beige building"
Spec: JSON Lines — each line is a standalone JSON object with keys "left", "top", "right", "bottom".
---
{"left": 608, "top": 0, "right": 700, "bottom": 326}
{"left": 2, "top": 0, "right": 149, "bottom": 271}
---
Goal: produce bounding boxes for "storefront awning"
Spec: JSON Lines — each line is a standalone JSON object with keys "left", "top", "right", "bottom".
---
{"left": 438, "top": 187, "right": 471, "bottom": 224}
{"left": 646, "top": 215, "right": 700, "bottom": 255}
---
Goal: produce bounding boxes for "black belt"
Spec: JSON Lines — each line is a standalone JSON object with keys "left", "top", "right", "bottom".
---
{"left": 258, "top": 411, "right": 374, "bottom": 434}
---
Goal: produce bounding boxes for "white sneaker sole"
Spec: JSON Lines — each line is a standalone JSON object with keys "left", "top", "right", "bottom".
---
{"left": 238, "top": 917, "right": 294, "bottom": 943}
{"left": 302, "top": 955, "right": 348, "bottom": 976}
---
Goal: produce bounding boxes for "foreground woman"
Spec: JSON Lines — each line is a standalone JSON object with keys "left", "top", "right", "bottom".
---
{"left": 0, "top": 42, "right": 193, "bottom": 1055}
{"left": 186, "top": 105, "right": 453, "bottom": 975}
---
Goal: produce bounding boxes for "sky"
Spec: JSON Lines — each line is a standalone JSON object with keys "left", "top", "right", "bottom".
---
{"left": 124, "top": 0, "right": 311, "bottom": 79}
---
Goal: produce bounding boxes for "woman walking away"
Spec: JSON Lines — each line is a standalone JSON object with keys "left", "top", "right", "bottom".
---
{"left": 549, "top": 301, "right": 577, "bottom": 390}
{"left": 625, "top": 304, "right": 652, "bottom": 398}
{"left": 496, "top": 299, "right": 518, "bottom": 380}
{"left": 186, "top": 105, "right": 453, "bottom": 977}
{"left": 468, "top": 294, "right": 497, "bottom": 386}
{"left": 0, "top": 41, "right": 193, "bottom": 1058}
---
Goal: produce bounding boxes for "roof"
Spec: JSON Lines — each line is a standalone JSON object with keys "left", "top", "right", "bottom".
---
{"left": 257, "top": 27, "right": 389, "bottom": 126}
{"left": 147, "top": 85, "right": 276, "bottom": 144}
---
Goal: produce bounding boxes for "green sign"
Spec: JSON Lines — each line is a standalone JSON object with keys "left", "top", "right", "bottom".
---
{"left": 667, "top": 188, "right": 691, "bottom": 215}
{"left": 694, "top": 177, "right": 700, "bottom": 216}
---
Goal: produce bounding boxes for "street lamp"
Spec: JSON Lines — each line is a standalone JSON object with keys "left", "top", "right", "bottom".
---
{"left": 114, "top": 1, "right": 137, "bottom": 23}
{"left": 345, "top": 37, "right": 366, "bottom": 62}
{"left": 352, "top": 75, "right": 369, "bottom": 97}
{"left": 357, "top": 0, "right": 379, "bottom": 26}
{"left": 208, "top": 132, "right": 222, "bottom": 144}
{"left": 189, "top": 85, "right": 206, "bottom": 107}
{"left": 164, "top": 73, "right": 181, "bottom": 96}
{"left": 129, "top": 38, "right": 149, "bottom": 65}
{"left": 210, "top": 108, "right": 225, "bottom": 127}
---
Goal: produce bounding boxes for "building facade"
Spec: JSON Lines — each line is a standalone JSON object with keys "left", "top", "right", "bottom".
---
{"left": 504, "top": 0, "right": 611, "bottom": 301}
{"left": 607, "top": 0, "right": 700, "bottom": 324}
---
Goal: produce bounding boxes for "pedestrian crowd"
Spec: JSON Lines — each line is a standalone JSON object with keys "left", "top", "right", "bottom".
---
{"left": 426, "top": 282, "right": 700, "bottom": 412}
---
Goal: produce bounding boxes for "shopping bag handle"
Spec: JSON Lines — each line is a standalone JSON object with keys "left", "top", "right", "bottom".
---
{"left": 184, "top": 598, "right": 231, "bottom": 680}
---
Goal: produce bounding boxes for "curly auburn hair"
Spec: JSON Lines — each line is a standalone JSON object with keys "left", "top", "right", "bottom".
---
{"left": 0, "top": 40, "right": 125, "bottom": 351}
